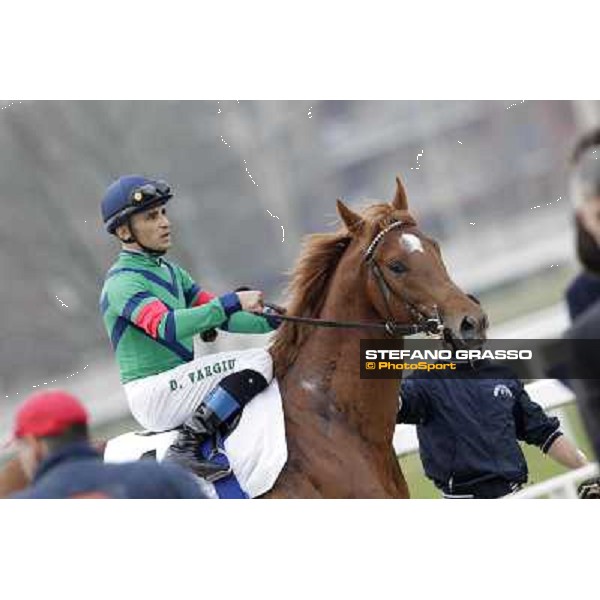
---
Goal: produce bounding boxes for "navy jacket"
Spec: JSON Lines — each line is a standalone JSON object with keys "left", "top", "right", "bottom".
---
{"left": 10, "top": 442, "right": 207, "bottom": 499}
{"left": 397, "top": 361, "right": 562, "bottom": 495}
{"left": 566, "top": 272, "right": 600, "bottom": 321}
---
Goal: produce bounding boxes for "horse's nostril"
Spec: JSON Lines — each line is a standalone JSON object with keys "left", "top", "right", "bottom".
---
{"left": 460, "top": 316, "right": 478, "bottom": 336}
{"left": 481, "top": 314, "right": 489, "bottom": 331}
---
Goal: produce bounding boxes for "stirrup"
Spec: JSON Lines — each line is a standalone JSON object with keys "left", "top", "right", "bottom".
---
{"left": 203, "top": 446, "right": 233, "bottom": 483}
{"left": 200, "top": 432, "right": 233, "bottom": 483}
{"left": 165, "top": 444, "right": 231, "bottom": 482}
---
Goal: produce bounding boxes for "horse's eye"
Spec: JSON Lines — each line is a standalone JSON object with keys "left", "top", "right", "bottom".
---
{"left": 388, "top": 260, "right": 408, "bottom": 275}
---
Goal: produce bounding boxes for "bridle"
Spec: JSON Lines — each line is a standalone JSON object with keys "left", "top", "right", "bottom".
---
{"left": 364, "top": 220, "right": 443, "bottom": 336}
{"left": 256, "top": 220, "right": 443, "bottom": 338}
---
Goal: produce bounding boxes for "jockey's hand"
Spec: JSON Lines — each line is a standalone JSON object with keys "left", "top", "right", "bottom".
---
{"left": 237, "top": 290, "right": 264, "bottom": 312}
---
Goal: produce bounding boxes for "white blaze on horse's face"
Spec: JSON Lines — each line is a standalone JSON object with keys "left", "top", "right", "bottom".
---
{"left": 399, "top": 233, "right": 424, "bottom": 255}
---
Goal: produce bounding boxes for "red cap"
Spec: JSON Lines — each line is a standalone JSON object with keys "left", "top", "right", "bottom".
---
{"left": 10, "top": 389, "right": 88, "bottom": 442}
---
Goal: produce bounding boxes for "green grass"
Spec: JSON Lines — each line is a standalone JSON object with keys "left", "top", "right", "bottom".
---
{"left": 476, "top": 264, "right": 577, "bottom": 326}
{"left": 399, "top": 404, "right": 594, "bottom": 498}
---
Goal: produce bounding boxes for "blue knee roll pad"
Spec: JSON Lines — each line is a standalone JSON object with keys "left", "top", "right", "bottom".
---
{"left": 205, "top": 386, "right": 242, "bottom": 423}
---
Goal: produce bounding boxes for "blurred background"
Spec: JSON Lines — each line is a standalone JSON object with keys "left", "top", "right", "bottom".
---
{"left": 1, "top": 100, "right": 598, "bottom": 495}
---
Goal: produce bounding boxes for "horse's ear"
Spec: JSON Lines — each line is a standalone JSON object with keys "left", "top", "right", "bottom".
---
{"left": 336, "top": 199, "right": 364, "bottom": 235}
{"left": 392, "top": 176, "right": 408, "bottom": 211}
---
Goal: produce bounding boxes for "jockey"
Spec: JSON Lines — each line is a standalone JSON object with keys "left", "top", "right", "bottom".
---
{"left": 99, "top": 175, "right": 279, "bottom": 480}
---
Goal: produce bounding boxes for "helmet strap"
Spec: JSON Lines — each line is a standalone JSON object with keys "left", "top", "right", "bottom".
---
{"left": 122, "top": 217, "right": 167, "bottom": 257}
{"left": 115, "top": 219, "right": 136, "bottom": 245}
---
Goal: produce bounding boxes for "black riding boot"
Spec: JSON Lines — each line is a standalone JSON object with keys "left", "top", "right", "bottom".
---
{"left": 164, "top": 369, "right": 269, "bottom": 481}
{"left": 164, "top": 421, "right": 230, "bottom": 482}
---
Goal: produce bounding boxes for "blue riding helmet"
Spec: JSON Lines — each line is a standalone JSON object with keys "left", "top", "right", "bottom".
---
{"left": 101, "top": 175, "right": 173, "bottom": 234}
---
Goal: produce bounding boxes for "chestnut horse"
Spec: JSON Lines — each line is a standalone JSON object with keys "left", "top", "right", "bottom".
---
{"left": 261, "top": 176, "right": 485, "bottom": 497}
{"left": 0, "top": 176, "right": 485, "bottom": 498}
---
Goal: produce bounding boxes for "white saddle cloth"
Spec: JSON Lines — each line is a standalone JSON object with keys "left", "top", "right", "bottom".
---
{"left": 104, "top": 380, "right": 287, "bottom": 499}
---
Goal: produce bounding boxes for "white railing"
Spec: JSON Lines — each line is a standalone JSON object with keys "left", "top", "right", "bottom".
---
{"left": 394, "top": 378, "right": 597, "bottom": 498}
{"left": 511, "top": 463, "right": 599, "bottom": 499}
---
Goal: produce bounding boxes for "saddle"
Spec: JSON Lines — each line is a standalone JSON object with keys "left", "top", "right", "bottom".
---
{"left": 104, "top": 380, "right": 287, "bottom": 499}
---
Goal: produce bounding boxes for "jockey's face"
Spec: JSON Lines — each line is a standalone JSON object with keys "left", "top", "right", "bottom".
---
{"left": 119, "top": 204, "right": 172, "bottom": 252}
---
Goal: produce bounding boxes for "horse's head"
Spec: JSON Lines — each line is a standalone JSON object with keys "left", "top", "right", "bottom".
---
{"left": 336, "top": 176, "right": 487, "bottom": 346}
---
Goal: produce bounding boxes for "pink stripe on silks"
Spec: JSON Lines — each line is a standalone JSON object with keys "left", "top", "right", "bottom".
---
{"left": 194, "top": 291, "right": 216, "bottom": 306}
{"left": 135, "top": 300, "right": 169, "bottom": 338}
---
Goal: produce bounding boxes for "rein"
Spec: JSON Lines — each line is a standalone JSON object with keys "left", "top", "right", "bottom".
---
{"left": 256, "top": 303, "right": 441, "bottom": 336}
{"left": 256, "top": 220, "right": 443, "bottom": 338}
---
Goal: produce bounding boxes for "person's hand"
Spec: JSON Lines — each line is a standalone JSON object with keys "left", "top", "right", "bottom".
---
{"left": 578, "top": 477, "right": 600, "bottom": 499}
{"left": 237, "top": 290, "right": 264, "bottom": 312}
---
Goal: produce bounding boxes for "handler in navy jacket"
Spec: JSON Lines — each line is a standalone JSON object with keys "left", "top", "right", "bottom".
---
{"left": 6, "top": 389, "right": 207, "bottom": 499}
{"left": 398, "top": 357, "right": 587, "bottom": 499}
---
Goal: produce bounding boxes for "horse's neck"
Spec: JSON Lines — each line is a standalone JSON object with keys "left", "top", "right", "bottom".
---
{"left": 289, "top": 253, "right": 401, "bottom": 445}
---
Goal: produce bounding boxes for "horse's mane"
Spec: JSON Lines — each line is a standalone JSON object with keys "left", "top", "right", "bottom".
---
{"left": 269, "top": 202, "right": 406, "bottom": 378}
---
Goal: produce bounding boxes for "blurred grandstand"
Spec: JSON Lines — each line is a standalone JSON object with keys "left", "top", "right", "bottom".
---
{"left": 1, "top": 100, "right": 599, "bottom": 448}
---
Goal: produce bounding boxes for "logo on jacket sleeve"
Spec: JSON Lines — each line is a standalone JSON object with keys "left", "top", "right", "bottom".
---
{"left": 493, "top": 384, "right": 513, "bottom": 400}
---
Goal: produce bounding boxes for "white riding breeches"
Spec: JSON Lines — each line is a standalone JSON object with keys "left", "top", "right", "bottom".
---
{"left": 123, "top": 348, "right": 273, "bottom": 432}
